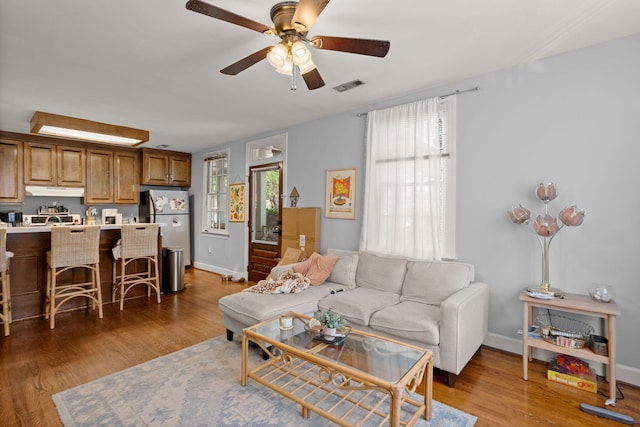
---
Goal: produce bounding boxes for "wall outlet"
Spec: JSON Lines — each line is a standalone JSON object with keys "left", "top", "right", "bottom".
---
{"left": 208, "top": 247, "right": 212, "bottom": 254}
{"left": 299, "top": 234, "right": 305, "bottom": 248}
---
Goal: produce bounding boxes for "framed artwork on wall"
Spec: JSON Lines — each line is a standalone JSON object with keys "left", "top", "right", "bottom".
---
{"left": 325, "top": 168, "right": 356, "bottom": 219}
{"left": 229, "top": 183, "right": 245, "bottom": 222}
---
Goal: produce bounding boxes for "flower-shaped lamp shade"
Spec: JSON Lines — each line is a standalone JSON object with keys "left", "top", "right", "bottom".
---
{"left": 533, "top": 214, "right": 560, "bottom": 237}
{"left": 536, "top": 182, "right": 558, "bottom": 202}
{"left": 559, "top": 204, "right": 585, "bottom": 226}
{"left": 509, "top": 205, "right": 531, "bottom": 224}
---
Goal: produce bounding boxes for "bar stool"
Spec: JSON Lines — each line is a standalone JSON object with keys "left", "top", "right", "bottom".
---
{"left": 112, "top": 224, "right": 160, "bottom": 311}
{"left": 0, "top": 226, "right": 12, "bottom": 336}
{"left": 45, "top": 226, "right": 103, "bottom": 329}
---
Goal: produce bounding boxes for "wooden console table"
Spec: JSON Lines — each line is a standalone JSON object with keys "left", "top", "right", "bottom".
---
{"left": 520, "top": 291, "right": 620, "bottom": 404}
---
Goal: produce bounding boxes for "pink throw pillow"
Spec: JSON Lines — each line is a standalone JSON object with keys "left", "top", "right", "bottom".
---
{"left": 292, "top": 253, "right": 319, "bottom": 276}
{"left": 306, "top": 253, "right": 339, "bottom": 286}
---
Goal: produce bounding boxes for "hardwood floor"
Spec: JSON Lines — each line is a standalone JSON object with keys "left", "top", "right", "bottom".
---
{"left": 1, "top": 267, "right": 638, "bottom": 426}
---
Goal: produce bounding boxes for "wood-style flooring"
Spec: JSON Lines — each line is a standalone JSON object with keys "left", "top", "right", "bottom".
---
{"left": 1, "top": 268, "right": 638, "bottom": 426}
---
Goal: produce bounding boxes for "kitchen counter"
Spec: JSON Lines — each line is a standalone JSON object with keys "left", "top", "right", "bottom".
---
{"left": 6, "top": 226, "right": 162, "bottom": 322}
{"left": 4, "top": 224, "right": 125, "bottom": 233}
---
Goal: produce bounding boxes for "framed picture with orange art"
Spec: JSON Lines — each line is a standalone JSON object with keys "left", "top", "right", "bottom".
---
{"left": 229, "top": 183, "right": 245, "bottom": 222}
{"left": 325, "top": 168, "right": 356, "bottom": 219}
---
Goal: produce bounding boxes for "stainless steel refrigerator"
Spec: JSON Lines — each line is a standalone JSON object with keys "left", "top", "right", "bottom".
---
{"left": 140, "top": 190, "right": 191, "bottom": 266}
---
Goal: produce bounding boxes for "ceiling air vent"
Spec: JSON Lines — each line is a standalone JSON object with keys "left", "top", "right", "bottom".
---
{"left": 333, "top": 79, "right": 365, "bottom": 93}
{"left": 156, "top": 144, "right": 170, "bottom": 149}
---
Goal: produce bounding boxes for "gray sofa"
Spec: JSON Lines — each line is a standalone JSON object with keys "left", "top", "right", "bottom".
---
{"left": 218, "top": 249, "right": 489, "bottom": 386}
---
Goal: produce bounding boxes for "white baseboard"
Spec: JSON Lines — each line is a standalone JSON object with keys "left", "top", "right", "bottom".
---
{"left": 484, "top": 332, "right": 640, "bottom": 388}
{"left": 192, "top": 261, "right": 246, "bottom": 281}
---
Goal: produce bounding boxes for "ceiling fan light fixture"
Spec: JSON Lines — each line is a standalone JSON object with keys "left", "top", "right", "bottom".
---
{"left": 274, "top": 55, "right": 294, "bottom": 75}
{"left": 266, "top": 43, "right": 288, "bottom": 69}
{"left": 298, "top": 58, "right": 316, "bottom": 75}
{"left": 291, "top": 40, "right": 311, "bottom": 65}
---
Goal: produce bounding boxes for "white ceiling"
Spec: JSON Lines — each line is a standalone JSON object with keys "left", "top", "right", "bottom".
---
{"left": 1, "top": 0, "right": 639, "bottom": 153}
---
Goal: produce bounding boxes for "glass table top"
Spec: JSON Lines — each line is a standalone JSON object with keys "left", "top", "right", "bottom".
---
{"left": 248, "top": 315, "right": 428, "bottom": 383}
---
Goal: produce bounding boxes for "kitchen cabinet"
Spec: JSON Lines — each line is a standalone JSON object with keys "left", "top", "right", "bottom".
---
{"left": 86, "top": 148, "right": 140, "bottom": 205}
{"left": 141, "top": 148, "right": 191, "bottom": 187}
{"left": 24, "top": 142, "right": 85, "bottom": 187}
{"left": 0, "top": 139, "right": 24, "bottom": 203}
{"left": 114, "top": 151, "right": 140, "bottom": 204}
{"left": 85, "top": 148, "right": 114, "bottom": 204}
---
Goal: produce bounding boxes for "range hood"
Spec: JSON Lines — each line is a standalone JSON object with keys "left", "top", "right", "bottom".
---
{"left": 25, "top": 186, "right": 85, "bottom": 198}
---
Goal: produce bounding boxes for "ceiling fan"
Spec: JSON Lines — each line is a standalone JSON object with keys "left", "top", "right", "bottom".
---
{"left": 185, "top": 0, "right": 390, "bottom": 90}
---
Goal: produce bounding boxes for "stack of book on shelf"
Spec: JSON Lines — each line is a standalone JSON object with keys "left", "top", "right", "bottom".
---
{"left": 547, "top": 354, "right": 597, "bottom": 393}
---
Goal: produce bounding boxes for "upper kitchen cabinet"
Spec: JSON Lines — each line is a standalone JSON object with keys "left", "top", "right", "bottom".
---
{"left": 114, "top": 151, "right": 140, "bottom": 204}
{"left": 85, "top": 148, "right": 113, "bottom": 204}
{"left": 85, "top": 148, "right": 140, "bottom": 205}
{"left": 0, "top": 139, "right": 24, "bottom": 203}
{"left": 24, "top": 142, "right": 85, "bottom": 187}
{"left": 141, "top": 148, "right": 191, "bottom": 187}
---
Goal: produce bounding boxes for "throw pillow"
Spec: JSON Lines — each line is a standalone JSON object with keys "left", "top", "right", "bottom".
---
{"left": 306, "top": 253, "right": 339, "bottom": 286}
{"left": 326, "top": 250, "right": 359, "bottom": 289}
{"left": 292, "top": 253, "right": 319, "bottom": 276}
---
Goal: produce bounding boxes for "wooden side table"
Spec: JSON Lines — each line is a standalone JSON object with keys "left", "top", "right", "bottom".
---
{"left": 520, "top": 291, "right": 620, "bottom": 405}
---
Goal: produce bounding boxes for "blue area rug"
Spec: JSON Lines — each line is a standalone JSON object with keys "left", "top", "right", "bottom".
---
{"left": 53, "top": 336, "right": 477, "bottom": 426}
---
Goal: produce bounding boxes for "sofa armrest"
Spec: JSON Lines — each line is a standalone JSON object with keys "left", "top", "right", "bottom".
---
{"left": 438, "top": 281, "right": 489, "bottom": 375}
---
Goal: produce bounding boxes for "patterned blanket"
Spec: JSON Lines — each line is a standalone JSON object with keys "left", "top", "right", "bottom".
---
{"left": 244, "top": 270, "right": 311, "bottom": 294}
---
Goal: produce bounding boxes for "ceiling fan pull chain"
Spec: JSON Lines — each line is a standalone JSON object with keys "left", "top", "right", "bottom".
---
{"left": 290, "top": 65, "right": 298, "bottom": 91}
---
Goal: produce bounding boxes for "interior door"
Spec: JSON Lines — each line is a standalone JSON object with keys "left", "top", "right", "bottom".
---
{"left": 248, "top": 163, "right": 282, "bottom": 282}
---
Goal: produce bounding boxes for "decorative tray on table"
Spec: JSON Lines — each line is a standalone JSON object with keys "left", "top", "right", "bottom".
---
{"left": 313, "top": 326, "right": 352, "bottom": 345}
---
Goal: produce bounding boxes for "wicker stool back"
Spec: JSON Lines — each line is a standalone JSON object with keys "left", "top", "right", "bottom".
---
{"left": 45, "top": 226, "right": 103, "bottom": 329}
{"left": 112, "top": 224, "right": 160, "bottom": 311}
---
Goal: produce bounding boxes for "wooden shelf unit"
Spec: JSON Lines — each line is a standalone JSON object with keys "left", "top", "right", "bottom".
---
{"left": 520, "top": 291, "right": 620, "bottom": 403}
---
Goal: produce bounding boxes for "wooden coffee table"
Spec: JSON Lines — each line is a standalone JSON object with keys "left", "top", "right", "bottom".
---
{"left": 241, "top": 312, "right": 432, "bottom": 427}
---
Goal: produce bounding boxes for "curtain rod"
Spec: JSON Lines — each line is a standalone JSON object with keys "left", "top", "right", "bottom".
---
{"left": 357, "top": 86, "right": 480, "bottom": 117}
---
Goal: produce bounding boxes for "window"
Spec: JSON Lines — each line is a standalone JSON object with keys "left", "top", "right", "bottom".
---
{"left": 202, "top": 150, "right": 229, "bottom": 234}
{"left": 360, "top": 96, "right": 456, "bottom": 260}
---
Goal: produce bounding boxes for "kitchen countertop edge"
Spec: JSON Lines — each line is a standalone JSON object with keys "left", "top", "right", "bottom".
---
{"left": 6, "top": 224, "right": 131, "bottom": 234}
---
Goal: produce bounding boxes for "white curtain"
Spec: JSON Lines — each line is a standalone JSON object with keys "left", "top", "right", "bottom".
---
{"left": 359, "top": 96, "right": 456, "bottom": 260}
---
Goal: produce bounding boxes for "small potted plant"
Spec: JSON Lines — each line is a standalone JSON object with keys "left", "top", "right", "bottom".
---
{"left": 315, "top": 308, "right": 346, "bottom": 340}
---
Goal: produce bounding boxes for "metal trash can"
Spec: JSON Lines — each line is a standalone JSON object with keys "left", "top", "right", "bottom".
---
{"left": 162, "top": 247, "right": 185, "bottom": 292}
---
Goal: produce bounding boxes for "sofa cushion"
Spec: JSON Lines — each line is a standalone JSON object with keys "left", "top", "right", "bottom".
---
{"left": 326, "top": 249, "right": 359, "bottom": 289}
{"left": 355, "top": 252, "right": 407, "bottom": 294}
{"left": 318, "top": 288, "right": 400, "bottom": 326}
{"left": 400, "top": 260, "right": 474, "bottom": 306}
{"left": 369, "top": 301, "right": 441, "bottom": 345}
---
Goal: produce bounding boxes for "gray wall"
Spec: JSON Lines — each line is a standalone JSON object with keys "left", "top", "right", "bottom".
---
{"left": 192, "top": 34, "right": 640, "bottom": 382}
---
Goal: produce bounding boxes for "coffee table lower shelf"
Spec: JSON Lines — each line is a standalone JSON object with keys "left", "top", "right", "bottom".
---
{"left": 248, "top": 349, "right": 428, "bottom": 427}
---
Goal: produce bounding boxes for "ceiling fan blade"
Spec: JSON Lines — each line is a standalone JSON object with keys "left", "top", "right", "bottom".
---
{"left": 220, "top": 47, "right": 272, "bottom": 75}
{"left": 302, "top": 68, "right": 325, "bottom": 90}
{"left": 186, "top": 0, "right": 276, "bottom": 35}
{"left": 291, "top": 0, "right": 330, "bottom": 33}
{"left": 311, "top": 35, "right": 390, "bottom": 57}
